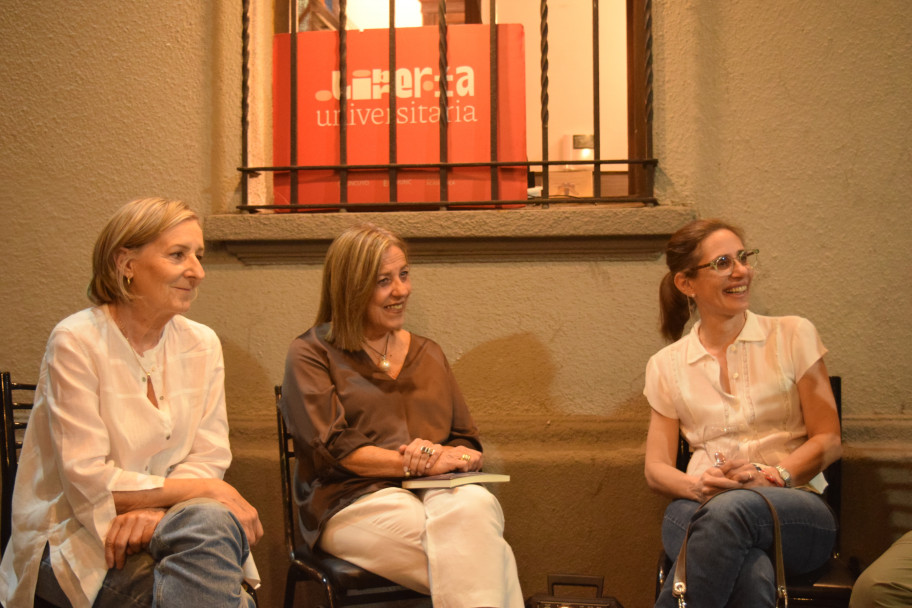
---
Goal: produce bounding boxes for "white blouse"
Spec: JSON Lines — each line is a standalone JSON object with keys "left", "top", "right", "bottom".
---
{"left": 644, "top": 311, "right": 828, "bottom": 492}
{"left": 0, "top": 305, "right": 233, "bottom": 608}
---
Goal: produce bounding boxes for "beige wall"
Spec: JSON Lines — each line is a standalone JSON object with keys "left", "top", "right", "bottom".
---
{"left": 1, "top": 2, "right": 909, "bottom": 607}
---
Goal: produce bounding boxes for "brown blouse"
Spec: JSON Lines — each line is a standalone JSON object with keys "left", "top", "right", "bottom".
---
{"left": 280, "top": 323, "right": 483, "bottom": 548}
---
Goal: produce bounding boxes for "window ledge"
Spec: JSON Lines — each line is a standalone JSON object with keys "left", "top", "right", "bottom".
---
{"left": 205, "top": 205, "right": 695, "bottom": 264}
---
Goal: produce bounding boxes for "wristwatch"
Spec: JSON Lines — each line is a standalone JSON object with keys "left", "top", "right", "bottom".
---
{"left": 775, "top": 465, "right": 793, "bottom": 488}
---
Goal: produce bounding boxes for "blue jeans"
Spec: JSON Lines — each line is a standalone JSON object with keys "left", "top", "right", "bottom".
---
{"left": 37, "top": 498, "right": 255, "bottom": 608}
{"left": 656, "top": 488, "right": 837, "bottom": 608}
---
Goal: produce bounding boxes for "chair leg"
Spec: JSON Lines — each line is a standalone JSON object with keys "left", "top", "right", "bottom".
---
{"left": 284, "top": 567, "right": 299, "bottom": 608}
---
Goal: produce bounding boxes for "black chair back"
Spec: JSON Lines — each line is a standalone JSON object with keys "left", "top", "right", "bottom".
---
{"left": 1, "top": 371, "right": 36, "bottom": 554}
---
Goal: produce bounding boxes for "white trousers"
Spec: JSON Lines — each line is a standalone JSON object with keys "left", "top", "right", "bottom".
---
{"left": 319, "top": 484, "right": 524, "bottom": 608}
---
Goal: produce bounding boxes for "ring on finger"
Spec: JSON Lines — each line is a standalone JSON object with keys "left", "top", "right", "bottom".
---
{"left": 460, "top": 454, "right": 471, "bottom": 462}
{"left": 420, "top": 446, "right": 430, "bottom": 454}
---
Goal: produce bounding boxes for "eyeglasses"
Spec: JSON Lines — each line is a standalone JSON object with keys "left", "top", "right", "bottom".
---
{"left": 692, "top": 249, "right": 759, "bottom": 275}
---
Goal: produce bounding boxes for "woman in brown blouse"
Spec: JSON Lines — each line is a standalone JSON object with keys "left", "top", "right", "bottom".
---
{"left": 280, "top": 223, "right": 523, "bottom": 607}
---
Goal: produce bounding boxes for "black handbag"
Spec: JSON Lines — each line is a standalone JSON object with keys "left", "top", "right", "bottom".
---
{"left": 671, "top": 488, "right": 787, "bottom": 608}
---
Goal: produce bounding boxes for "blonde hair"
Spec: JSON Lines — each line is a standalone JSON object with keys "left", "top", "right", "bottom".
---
{"left": 88, "top": 197, "right": 199, "bottom": 305}
{"left": 316, "top": 224, "right": 409, "bottom": 351}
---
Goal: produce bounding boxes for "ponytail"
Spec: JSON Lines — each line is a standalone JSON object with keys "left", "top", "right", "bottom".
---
{"left": 659, "top": 271, "right": 692, "bottom": 342}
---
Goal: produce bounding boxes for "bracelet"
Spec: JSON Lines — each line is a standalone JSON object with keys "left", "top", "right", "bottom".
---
{"left": 775, "top": 465, "right": 793, "bottom": 488}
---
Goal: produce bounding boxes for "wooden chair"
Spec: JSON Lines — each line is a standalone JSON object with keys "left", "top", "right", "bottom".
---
{"left": 274, "top": 385, "right": 431, "bottom": 608}
{"left": 655, "top": 376, "right": 857, "bottom": 607}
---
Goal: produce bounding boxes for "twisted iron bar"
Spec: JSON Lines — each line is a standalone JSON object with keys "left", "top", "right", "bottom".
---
{"left": 438, "top": 0, "right": 449, "bottom": 203}
{"left": 592, "top": 0, "right": 601, "bottom": 197}
{"left": 388, "top": 0, "right": 398, "bottom": 201}
{"left": 339, "top": 0, "right": 348, "bottom": 203}
{"left": 241, "top": 0, "right": 250, "bottom": 206}
{"left": 644, "top": 0, "right": 654, "bottom": 131}
{"left": 540, "top": 0, "right": 550, "bottom": 201}
{"left": 488, "top": 0, "right": 499, "bottom": 200}
{"left": 289, "top": 0, "right": 299, "bottom": 205}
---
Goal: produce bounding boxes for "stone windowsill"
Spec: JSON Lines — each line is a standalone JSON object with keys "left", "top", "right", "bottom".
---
{"left": 205, "top": 204, "right": 696, "bottom": 264}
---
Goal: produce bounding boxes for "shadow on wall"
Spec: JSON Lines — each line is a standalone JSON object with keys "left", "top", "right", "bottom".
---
{"left": 220, "top": 336, "right": 278, "bottom": 424}
{"left": 218, "top": 336, "right": 289, "bottom": 608}
{"left": 451, "top": 332, "right": 558, "bottom": 416}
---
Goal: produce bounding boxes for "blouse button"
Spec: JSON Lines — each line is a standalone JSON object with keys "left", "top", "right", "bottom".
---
{"left": 733, "top": 372, "right": 740, "bottom": 379}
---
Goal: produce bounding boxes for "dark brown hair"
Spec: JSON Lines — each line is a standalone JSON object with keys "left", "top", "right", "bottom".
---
{"left": 659, "top": 218, "right": 745, "bottom": 341}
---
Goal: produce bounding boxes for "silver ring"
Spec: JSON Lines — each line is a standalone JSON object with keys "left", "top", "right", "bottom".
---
{"left": 420, "top": 445, "right": 430, "bottom": 454}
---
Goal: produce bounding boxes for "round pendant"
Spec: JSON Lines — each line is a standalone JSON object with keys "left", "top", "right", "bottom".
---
{"left": 379, "top": 357, "right": 391, "bottom": 371}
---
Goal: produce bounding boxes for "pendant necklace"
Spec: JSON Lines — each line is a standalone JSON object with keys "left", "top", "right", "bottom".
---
{"left": 364, "top": 333, "right": 392, "bottom": 372}
{"left": 128, "top": 344, "right": 153, "bottom": 384}
{"left": 113, "top": 309, "right": 154, "bottom": 385}
{"left": 121, "top": 325, "right": 154, "bottom": 384}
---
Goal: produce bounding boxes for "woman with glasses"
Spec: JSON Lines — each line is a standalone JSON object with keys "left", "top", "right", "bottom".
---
{"left": 644, "top": 218, "right": 842, "bottom": 608}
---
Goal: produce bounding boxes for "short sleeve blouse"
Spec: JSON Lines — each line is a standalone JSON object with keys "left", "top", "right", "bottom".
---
{"left": 644, "top": 312, "right": 828, "bottom": 490}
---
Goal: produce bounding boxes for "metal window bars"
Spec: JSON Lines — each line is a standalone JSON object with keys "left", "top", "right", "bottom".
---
{"left": 238, "top": 0, "right": 656, "bottom": 212}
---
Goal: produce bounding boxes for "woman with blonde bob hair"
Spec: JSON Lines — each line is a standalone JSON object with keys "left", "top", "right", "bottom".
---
{"left": 644, "top": 218, "right": 842, "bottom": 608}
{"left": 0, "top": 197, "right": 262, "bottom": 608}
{"left": 281, "top": 223, "right": 523, "bottom": 607}
{"left": 315, "top": 223, "right": 409, "bottom": 351}
{"left": 88, "top": 197, "right": 200, "bottom": 306}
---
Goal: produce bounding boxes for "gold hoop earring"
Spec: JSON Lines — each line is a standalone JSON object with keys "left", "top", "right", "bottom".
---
{"left": 125, "top": 276, "right": 132, "bottom": 287}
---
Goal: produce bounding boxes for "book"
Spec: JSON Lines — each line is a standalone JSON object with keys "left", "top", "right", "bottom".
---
{"left": 402, "top": 471, "right": 510, "bottom": 489}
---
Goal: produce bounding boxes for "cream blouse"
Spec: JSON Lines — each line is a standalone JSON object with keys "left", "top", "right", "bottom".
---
{"left": 644, "top": 311, "right": 828, "bottom": 493}
{"left": 0, "top": 305, "right": 234, "bottom": 608}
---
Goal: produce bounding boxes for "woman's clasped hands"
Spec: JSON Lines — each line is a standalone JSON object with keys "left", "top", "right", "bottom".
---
{"left": 695, "top": 457, "right": 777, "bottom": 501}
{"left": 399, "top": 438, "right": 483, "bottom": 477}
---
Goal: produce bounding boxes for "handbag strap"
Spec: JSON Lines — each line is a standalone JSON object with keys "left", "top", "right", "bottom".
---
{"left": 671, "top": 488, "right": 788, "bottom": 608}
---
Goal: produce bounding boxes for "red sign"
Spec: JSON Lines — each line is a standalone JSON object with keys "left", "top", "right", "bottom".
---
{"left": 273, "top": 25, "right": 527, "bottom": 209}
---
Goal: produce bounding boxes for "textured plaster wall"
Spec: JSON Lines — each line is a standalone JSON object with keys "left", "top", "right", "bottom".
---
{"left": 0, "top": 2, "right": 910, "bottom": 607}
